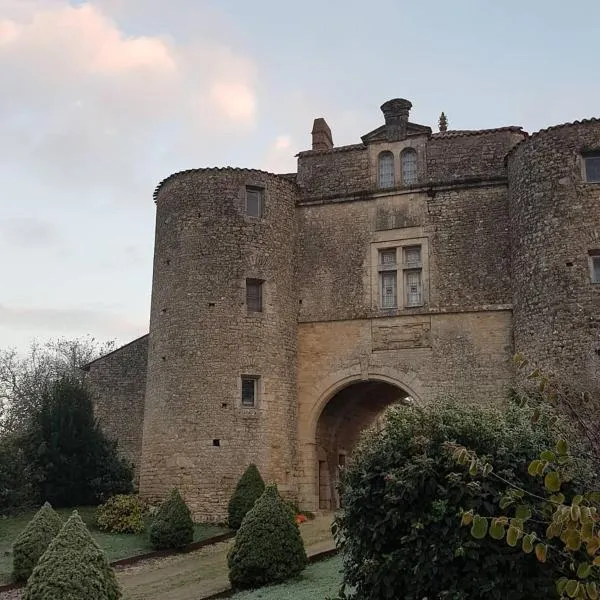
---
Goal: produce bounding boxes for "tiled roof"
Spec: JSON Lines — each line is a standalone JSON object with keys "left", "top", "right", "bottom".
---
{"left": 506, "top": 117, "right": 600, "bottom": 159}
{"left": 432, "top": 126, "right": 525, "bottom": 139}
{"left": 153, "top": 167, "right": 297, "bottom": 200}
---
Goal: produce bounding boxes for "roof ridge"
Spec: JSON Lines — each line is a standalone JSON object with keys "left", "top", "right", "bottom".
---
{"left": 506, "top": 117, "right": 600, "bottom": 160}
{"left": 432, "top": 126, "right": 525, "bottom": 139}
{"left": 296, "top": 143, "right": 366, "bottom": 157}
{"left": 154, "top": 167, "right": 297, "bottom": 200}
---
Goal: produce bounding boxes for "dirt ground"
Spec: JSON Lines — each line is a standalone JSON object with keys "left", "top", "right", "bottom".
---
{"left": 0, "top": 515, "right": 335, "bottom": 600}
{"left": 117, "top": 514, "right": 335, "bottom": 600}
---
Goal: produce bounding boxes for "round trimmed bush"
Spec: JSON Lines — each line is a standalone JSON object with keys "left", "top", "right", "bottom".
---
{"left": 228, "top": 464, "right": 265, "bottom": 530}
{"left": 334, "top": 401, "right": 560, "bottom": 600}
{"left": 149, "top": 488, "right": 194, "bottom": 550}
{"left": 228, "top": 484, "right": 307, "bottom": 589}
{"left": 22, "top": 510, "right": 121, "bottom": 600}
{"left": 95, "top": 494, "right": 147, "bottom": 534}
{"left": 12, "top": 502, "right": 63, "bottom": 582}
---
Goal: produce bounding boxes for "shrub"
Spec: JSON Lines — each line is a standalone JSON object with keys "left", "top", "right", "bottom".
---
{"left": 228, "top": 484, "right": 307, "bottom": 589}
{"left": 22, "top": 510, "right": 121, "bottom": 600}
{"left": 333, "top": 400, "right": 560, "bottom": 600}
{"left": 228, "top": 464, "right": 265, "bottom": 530}
{"left": 149, "top": 488, "right": 194, "bottom": 550}
{"left": 20, "top": 378, "right": 133, "bottom": 507}
{"left": 12, "top": 502, "right": 63, "bottom": 582}
{"left": 95, "top": 494, "right": 147, "bottom": 534}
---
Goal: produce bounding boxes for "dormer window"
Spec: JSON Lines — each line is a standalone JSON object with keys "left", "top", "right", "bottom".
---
{"left": 401, "top": 148, "right": 418, "bottom": 185}
{"left": 583, "top": 152, "right": 600, "bottom": 183}
{"left": 378, "top": 152, "right": 395, "bottom": 189}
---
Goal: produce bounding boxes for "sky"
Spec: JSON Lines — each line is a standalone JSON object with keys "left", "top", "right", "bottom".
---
{"left": 1, "top": 0, "right": 599, "bottom": 353}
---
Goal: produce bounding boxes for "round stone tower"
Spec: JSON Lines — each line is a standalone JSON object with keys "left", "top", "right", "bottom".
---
{"left": 508, "top": 120, "right": 600, "bottom": 395}
{"left": 139, "top": 168, "right": 299, "bottom": 520}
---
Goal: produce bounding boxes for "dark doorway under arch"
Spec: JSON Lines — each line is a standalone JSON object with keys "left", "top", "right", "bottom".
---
{"left": 315, "top": 380, "right": 409, "bottom": 510}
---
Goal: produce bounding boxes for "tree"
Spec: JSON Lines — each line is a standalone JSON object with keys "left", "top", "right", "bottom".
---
{"left": 333, "top": 400, "right": 559, "bottom": 600}
{"left": 22, "top": 511, "right": 121, "bottom": 600}
{"left": 21, "top": 377, "right": 133, "bottom": 507}
{"left": 0, "top": 336, "right": 114, "bottom": 435}
{"left": 12, "top": 502, "right": 63, "bottom": 582}
{"left": 149, "top": 489, "right": 194, "bottom": 550}
{"left": 453, "top": 356, "right": 600, "bottom": 599}
{"left": 439, "top": 111, "right": 448, "bottom": 132}
{"left": 228, "top": 484, "right": 307, "bottom": 589}
{"left": 228, "top": 464, "right": 266, "bottom": 530}
{"left": 0, "top": 434, "right": 34, "bottom": 514}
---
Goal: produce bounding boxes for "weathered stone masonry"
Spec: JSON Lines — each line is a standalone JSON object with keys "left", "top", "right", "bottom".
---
{"left": 85, "top": 98, "right": 600, "bottom": 519}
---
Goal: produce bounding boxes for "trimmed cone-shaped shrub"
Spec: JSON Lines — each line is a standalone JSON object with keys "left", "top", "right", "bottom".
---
{"left": 22, "top": 511, "right": 121, "bottom": 600}
{"left": 228, "top": 484, "right": 307, "bottom": 589}
{"left": 12, "top": 502, "right": 63, "bottom": 582}
{"left": 149, "top": 488, "right": 194, "bottom": 550}
{"left": 227, "top": 464, "right": 265, "bottom": 530}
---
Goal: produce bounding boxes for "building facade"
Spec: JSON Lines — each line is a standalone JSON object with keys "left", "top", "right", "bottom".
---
{"left": 84, "top": 98, "right": 600, "bottom": 519}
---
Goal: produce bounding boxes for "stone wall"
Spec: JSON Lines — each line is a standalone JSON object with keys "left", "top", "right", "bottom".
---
{"left": 140, "top": 168, "right": 299, "bottom": 520}
{"left": 508, "top": 121, "right": 600, "bottom": 395}
{"left": 84, "top": 335, "right": 148, "bottom": 474}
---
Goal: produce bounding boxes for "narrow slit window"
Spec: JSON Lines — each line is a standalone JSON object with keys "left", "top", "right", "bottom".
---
{"left": 241, "top": 376, "right": 258, "bottom": 407}
{"left": 401, "top": 148, "right": 418, "bottom": 185}
{"left": 246, "top": 186, "right": 264, "bottom": 217}
{"left": 590, "top": 251, "right": 600, "bottom": 283}
{"left": 378, "top": 152, "right": 395, "bottom": 189}
{"left": 246, "top": 279, "right": 263, "bottom": 312}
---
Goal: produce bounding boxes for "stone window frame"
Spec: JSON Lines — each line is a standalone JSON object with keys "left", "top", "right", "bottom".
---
{"left": 400, "top": 148, "right": 418, "bottom": 185}
{"left": 240, "top": 374, "right": 261, "bottom": 409}
{"left": 245, "top": 278, "right": 264, "bottom": 312}
{"left": 370, "top": 232, "right": 429, "bottom": 312}
{"left": 377, "top": 151, "right": 395, "bottom": 189}
{"left": 582, "top": 151, "right": 600, "bottom": 183}
{"left": 369, "top": 141, "right": 426, "bottom": 190}
{"left": 242, "top": 183, "right": 266, "bottom": 218}
{"left": 589, "top": 250, "right": 600, "bottom": 284}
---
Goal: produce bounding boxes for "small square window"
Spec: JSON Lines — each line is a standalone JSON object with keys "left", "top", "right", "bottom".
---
{"left": 584, "top": 153, "right": 600, "bottom": 183}
{"left": 241, "top": 376, "right": 259, "bottom": 407}
{"left": 590, "top": 251, "right": 600, "bottom": 283}
{"left": 246, "top": 186, "right": 264, "bottom": 217}
{"left": 246, "top": 279, "right": 263, "bottom": 312}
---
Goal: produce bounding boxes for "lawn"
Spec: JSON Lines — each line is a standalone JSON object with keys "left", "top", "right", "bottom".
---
{"left": 230, "top": 555, "right": 343, "bottom": 600}
{"left": 0, "top": 506, "right": 227, "bottom": 584}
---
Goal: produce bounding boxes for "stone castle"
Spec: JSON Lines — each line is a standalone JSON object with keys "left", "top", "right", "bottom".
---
{"left": 84, "top": 98, "right": 600, "bottom": 519}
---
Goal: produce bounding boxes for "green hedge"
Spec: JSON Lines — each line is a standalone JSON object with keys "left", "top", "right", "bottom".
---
{"left": 22, "top": 511, "right": 121, "bottom": 600}
{"left": 333, "top": 401, "right": 561, "bottom": 600}
{"left": 228, "top": 484, "right": 307, "bottom": 589}
{"left": 95, "top": 494, "right": 147, "bottom": 534}
{"left": 228, "top": 464, "right": 265, "bottom": 530}
{"left": 12, "top": 502, "right": 62, "bottom": 582}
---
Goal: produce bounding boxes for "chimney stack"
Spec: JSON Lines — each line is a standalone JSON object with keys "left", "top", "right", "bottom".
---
{"left": 380, "top": 98, "right": 412, "bottom": 141}
{"left": 311, "top": 118, "right": 333, "bottom": 151}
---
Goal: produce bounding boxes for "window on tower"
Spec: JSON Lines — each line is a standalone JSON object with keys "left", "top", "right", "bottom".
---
{"left": 590, "top": 250, "right": 600, "bottom": 283}
{"left": 246, "top": 279, "right": 263, "bottom": 312}
{"left": 241, "top": 376, "right": 259, "bottom": 408}
{"left": 245, "top": 186, "right": 264, "bottom": 217}
{"left": 583, "top": 152, "right": 600, "bottom": 183}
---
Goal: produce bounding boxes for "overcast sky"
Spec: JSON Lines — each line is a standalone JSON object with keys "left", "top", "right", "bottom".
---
{"left": 1, "top": 0, "right": 598, "bottom": 353}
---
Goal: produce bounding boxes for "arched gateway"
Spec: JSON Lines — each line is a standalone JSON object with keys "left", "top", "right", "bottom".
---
{"left": 297, "top": 371, "right": 423, "bottom": 512}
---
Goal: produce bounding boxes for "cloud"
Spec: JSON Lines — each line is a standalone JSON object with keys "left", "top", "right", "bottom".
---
{"left": 262, "top": 134, "right": 298, "bottom": 173}
{"left": 0, "top": 217, "right": 64, "bottom": 248}
{"left": 0, "top": 1, "right": 259, "bottom": 196}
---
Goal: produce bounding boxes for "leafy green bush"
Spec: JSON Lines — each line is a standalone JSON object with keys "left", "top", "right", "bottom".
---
{"left": 12, "top": 502, "right": 63, "bottom": 582}
{"left": 149, "top": 488, "right": 194, "bottom": 550}
{"left": 95, "top": 494, "right": 147, "bottom": 534}
{"left": 228, "top": 484, "right": 307, "bottom": 589}
{"left": 22, "top": 510, "right": 121, "bottom": 600}
{"left": 21, "top": 377, "right": 133, "bottom": 507}
{"left": 333, "top": 400, "right": 560, "bottom": 600}
{"left": 228, "top": 464, "right": 265, "bottom": 530}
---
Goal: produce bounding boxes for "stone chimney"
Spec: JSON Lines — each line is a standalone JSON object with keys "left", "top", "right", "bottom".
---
{"left": 380, "top": 98, "right": 412, "bottom": 141}
{"left": 311, "top": 118, "right": 333, "bottom": 151}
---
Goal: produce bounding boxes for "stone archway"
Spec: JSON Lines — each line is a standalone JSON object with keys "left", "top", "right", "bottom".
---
{"left": 314, "top": 379, "right": 409, "bottom": 510}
